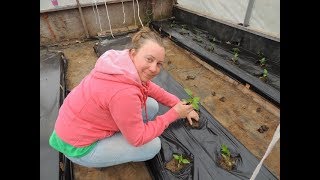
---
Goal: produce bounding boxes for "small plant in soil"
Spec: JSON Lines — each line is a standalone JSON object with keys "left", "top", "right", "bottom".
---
{"left": 257, "top": 50, "right": 264, "bottom": 58}
{"left": 165, "top": 153, "right": 191, "bottom": 173}
{"left": 209, "top": 37, "right": 221, "bottom": 43}
{"left": 218, "top": 144, "right": 237, "bottom": 171}
{"left": 182, "top": 88, "right": 200, "bottom": 111}
{"left": 231, "top": 52, "right": 239, "bottom": 64}
{"left": 182, "top": 88, "right": 201, "bottom": 128}
{"left": 179, "top": 28, "right": 189, "bottom": 35}
{"left": 207, "top": 44, "right": 215, "bottom": 52}
{"left": 259, "top": 57, "right": 266, "bottom": 67}
{"left": 193, "top": 35, "right": 203, "bottom": 43}
{"left": 232, "top": 48, "right": 240, "bottom": 54}
{"left": 231, "top": 48, "right": 240, "bottom": 64}
{"left": 255, "top": 50, "right": 267, "bottom": 66}
{"left": 259, "top": 69, "right": 268, "bottom": 82}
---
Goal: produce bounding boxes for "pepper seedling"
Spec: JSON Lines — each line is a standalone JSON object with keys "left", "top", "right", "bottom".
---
{"left": 259, "top": 57, "right": 266, "bottom": 67}
{"left": 260, "top": 69, "right": 268, "bottom": 78}
{"left": 182, "top": 88, "right": 200, "bottom": 111}
{"left": 173, "top": 154, "right": 190, "bottom": 168}
{"left": 220, "top": 144, "right": 234, "bottom": 168}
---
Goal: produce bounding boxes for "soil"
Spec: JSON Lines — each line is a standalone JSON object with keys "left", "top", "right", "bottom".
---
{"left": 217, "top": 155, "right": 237, "bottom": 171}
{"left": 46, "top": 32, "right": 280, "bottom": 179}
{"left": 165, "top": 155, "right": 192, "bottom": 173}
{"left": 73, "top": 162, "right": 152, "bottom": 180}
{"left": 258, "top": 125, "right": 269, "bottom": 133}
{"left": 185, "top": 118, "right": 200, "bottom": 129}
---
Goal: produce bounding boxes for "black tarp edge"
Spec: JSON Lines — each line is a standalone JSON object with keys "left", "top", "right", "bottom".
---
{"left": 59, "top": 52, "right": 74, "bottom": 180}
{"left": 40, "top": 50, "right": 73, "bottom": 180}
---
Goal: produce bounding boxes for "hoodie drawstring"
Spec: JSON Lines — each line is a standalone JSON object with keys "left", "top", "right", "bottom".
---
{"left": 144, "top": 105, "right": 148, "bottom": 122}
{"left": 141, "top": 85, "right": 149, "bottom": 121}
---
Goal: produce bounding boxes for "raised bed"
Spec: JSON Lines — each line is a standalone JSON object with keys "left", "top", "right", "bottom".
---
{"left": 150, "top": 6, "right": 280, "bottom": 108}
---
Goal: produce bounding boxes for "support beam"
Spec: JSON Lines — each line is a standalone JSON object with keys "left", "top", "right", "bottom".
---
{"left": 243, "top": 0, "right": 256, "bottom": 27}
{"left": 76, "top": 0, "right": 90, "bottom": 38}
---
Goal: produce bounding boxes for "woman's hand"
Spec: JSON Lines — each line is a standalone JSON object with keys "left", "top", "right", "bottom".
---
{"left": 186, "top": 110, "right": 199, "bottom": 125}
{"left": 173, "top": 101, "right": 194, "bottom": 118}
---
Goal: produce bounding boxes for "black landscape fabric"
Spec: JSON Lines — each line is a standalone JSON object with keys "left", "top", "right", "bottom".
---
{"left": 151, "top": 20, "right": 280, "bottom": 108}
{"left": 95, "top": 36, "right": 278, "bottom": 180}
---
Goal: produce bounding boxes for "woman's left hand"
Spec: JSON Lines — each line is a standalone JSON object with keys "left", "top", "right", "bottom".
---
{"left": 186, "top": 110, "right": 199, "bottom": 125}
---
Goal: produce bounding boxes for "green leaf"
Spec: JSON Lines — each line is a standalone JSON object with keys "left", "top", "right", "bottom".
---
{"left": 193, "top": 97, "right": 200, "bottom": 102}
{"left": 182, "top": 159, "right": 190, "bottom": 164}
{"left": 184, "top": 88, "right": 193, "bottom": 97}
{"left": 221, "top": 144, "right": 231, "bottom": 157}
{"left": 173, "top": 154, "right": 179, "bottom": 160}
{"left": 192, "top": 102, "right": 199, "bottom": 111}
{"left": 263, "top": 69, "right": 268, "bottom": 77}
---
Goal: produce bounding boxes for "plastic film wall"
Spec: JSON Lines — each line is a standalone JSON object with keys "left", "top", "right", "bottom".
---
{"left": 177, "top": 0, "right": 280, "bottom": 38}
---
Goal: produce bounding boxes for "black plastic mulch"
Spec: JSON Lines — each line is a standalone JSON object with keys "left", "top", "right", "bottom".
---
{"left": 40, "top": 49, "right": 73, "bottom": 180}
{"left": 150, "top": 20, "right": 280, "bottom": 108}
{"left": 95, "top": 36, "right": 278, "bottom": 180}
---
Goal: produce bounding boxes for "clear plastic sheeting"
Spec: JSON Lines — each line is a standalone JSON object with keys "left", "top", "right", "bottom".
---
{"left": 40, "top": 0, "right": 125, "bottom": 12}
{"left": 177, "top": 0, "right": 280, "bottom": 38}
{"left": 94, "top": 35, "right": 278, "bottom": 180}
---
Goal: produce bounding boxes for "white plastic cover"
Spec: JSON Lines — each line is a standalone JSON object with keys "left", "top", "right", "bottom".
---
{"left": 40, "top": 0, "right": 118, "bottom": 12}
{"left": 177, "top": 0, "right": 279, "bottom": 38}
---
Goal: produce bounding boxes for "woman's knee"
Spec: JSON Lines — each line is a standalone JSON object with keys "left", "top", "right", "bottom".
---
{"left": 146, "top": 97, "right": 159, "bottom": 119}
{"left": 144, "top": 137, "right": 161, "bottom": 157}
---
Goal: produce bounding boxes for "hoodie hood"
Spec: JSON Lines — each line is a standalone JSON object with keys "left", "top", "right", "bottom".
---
{"left": 92, "top": 49, "right": 149, "bottom": 110}
{"left": 93, "top": 49, "right": 143, "bottom": 86}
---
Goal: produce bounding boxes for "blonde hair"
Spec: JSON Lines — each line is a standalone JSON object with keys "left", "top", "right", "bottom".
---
{"left": 131, "top": 27, "right": 164, "bottom": 51}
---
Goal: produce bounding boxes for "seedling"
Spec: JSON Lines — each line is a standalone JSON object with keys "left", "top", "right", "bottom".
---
{"left": 230, "top": 48, "right": 240, "bottom": 64}
{"left": 210, "top": 37, "right": 220, "bottom": 43}
{"left": 180, "top": 26, "right": 189, "bottom": 35}
{"left": 231, "top": 52, "right": 239, "bottom": 64}
{"left": 259, "top": 69, "right": 268, "bottom": 82}
{"left": 257, "top": 50, "right": 264, "bottom": 58}
{"left": 193, "top": 35, "right": 202, "bottom": 43}
{"left": 218, "top": 144, "right": 236, "bottom": 171}
{"left": 165, "top": 153, "right": 192, "bottom": 173}
{"left": 173, "top": 154, "right": 190, "bottom": 168}
{"left": 259, "top": 57, "right": 266, "bottom": 67}
{"left": 221, "top": 144, "right": 231, "bottom": 159}
{"left": 260, "top": 69, "right": 268, "bottom": 78}
{"left": 232, "top": 48, "right": 240, "bottom": 54}
{"left": 208, "top": 44, "right": 215, "bottom": 52}
{"left": 182, "top": 88, "right": 200, "bottom": 111}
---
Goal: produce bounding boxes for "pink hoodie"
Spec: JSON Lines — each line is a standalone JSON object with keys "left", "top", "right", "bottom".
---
{"left": 55, "top": 49, "right": 180, "bottom": 147}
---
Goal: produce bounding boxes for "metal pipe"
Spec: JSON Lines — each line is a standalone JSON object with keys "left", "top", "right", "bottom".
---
{"left": 243, "top": 0, "right": 256, "bottom": 27}
{"left": 76, "top": 0, "right": 90, "bottom": 38}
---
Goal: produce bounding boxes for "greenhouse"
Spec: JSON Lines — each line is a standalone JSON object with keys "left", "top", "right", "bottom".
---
{"left": 40, "top": 0, "right": 280, "bottom": 179}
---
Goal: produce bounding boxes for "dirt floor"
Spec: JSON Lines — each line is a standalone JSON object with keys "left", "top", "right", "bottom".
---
{"left": 48, "top": 33, "right": 280, "bottom": 179}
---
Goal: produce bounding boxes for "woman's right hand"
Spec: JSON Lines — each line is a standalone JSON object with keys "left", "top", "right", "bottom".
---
{"left": 172, "top": 101, "right": 194, "bottom": 118}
